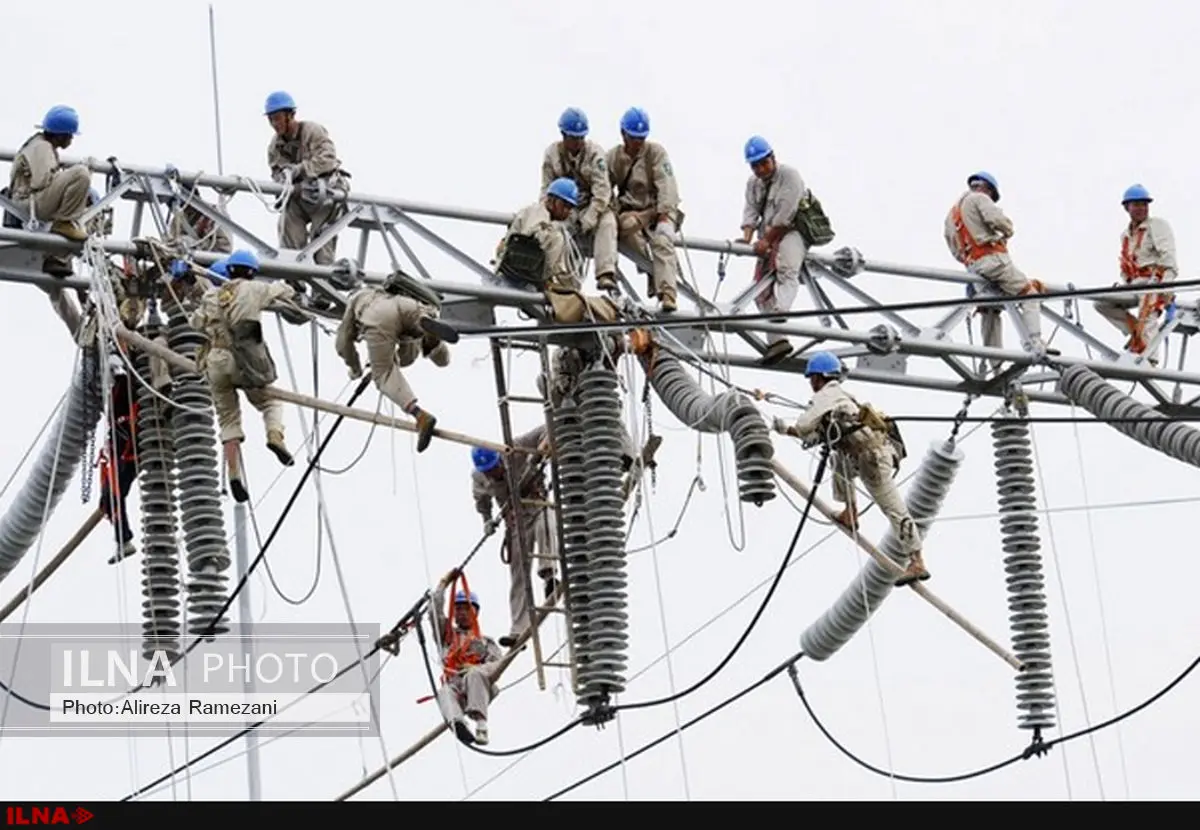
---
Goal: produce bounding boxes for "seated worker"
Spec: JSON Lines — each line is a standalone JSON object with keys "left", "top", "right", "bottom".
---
{"left": 430, "top": 568, "right": 503, "bottom": 746}
{"left": 494, "top": 178, "right": 620, "bottom": 326}
{"left": 772, "top": 350, "right": 928, "bottom": 586}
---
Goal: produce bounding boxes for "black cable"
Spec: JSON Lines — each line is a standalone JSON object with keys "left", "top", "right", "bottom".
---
{"left": 611, "top": 445, "right": 830, "bottom": 714}
{"left": 788, "top": 649, "right": 1200, "bottom": 785}
{"left": 0, "top": 375, "right": 373, "bottom": 715}
{"left": 445, "top": 277, "right": 1200, "bottom": 342}
{"left": 542, "top": 649, "right": 804, "bottom": 801}
{"left": 892, "top": 414, "right": 1200, "bottom": 424}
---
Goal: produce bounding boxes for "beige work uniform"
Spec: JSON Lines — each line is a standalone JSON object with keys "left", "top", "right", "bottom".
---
{"left": 742, "top": 163, "right": 809, "bottom": 345}
{"left": 540, "top": 139, "right": 618, "bottom": 272}
{"left": 334, "top": 288, "right": 450, "bottom": 411}
{"left": 268, "top": 120, "right": 348, "bottom": 266}
{"left": 9, "top": 134, "right": 90, "bottom": 225}
{"left": 599, "top": 141, "right": 683, "bottom": 301}
{"left": 190, "top": 279, "right": 295, "bottom": 443}
{"left": 1096, "top": 216, "right": 1177, "bottom": 358}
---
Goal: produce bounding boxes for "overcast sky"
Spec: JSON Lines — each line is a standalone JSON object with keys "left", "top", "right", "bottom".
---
{"left": 0, "top": 0, "right": 1196, "bottom": 802}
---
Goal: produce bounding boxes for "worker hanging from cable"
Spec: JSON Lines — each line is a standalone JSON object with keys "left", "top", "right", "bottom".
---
{"left": 944, "top": 171, "right": 1059, "bottom": 365}
{"left": 470, "top": 431, "right": 558, "bottom": 649}
{"left": 334, "top": 269, "right": 454, "bottom": 453}
{"left": 739, "top": 135, "right": 834, "bottom": 366}
{"left": 1094, "top": 184, "right": 1178, "bottom": 365}
{"left": 772, "top": 351, "right": 929, "bottom": 586}
{"left": 539, "top": 108, "right": 617, "bottom": 291}
{"left": 97, "top": 354, "right": 140, "bottom": 565}
{"left": 428, "top": 567, "right": 503, "bottom": 746}
{"left": 5, "top": 105, "right": 92, "bottom": 280}
{"left": 189, "top": 248, "right": 296, "bottom": 503}
{"left": 264, "top": 90, "right": 350, "bottom": 312}
{"left": 595, "top": 107, "right": 682, "bottom": 313}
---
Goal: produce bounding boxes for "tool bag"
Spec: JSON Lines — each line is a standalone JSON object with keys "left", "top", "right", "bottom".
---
{"left": 858, "top": 402, "right": 907, "bottom": 472}
{"left": 217, "top": 286, "right": 277, "bottom": 388}
{"left": 793, "top": 190, "right": 835, "bottom": 248}
{"left": 497, "top": 233, "right": 546, "bottom": 289}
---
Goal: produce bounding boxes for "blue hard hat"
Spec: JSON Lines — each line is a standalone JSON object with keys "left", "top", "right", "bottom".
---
{"left": 225, "top": 249, "right": 260, "bottom": 272}
{"left": 546, "top": 177, "right": 580, "bottom": 207}
{"left": 744, "top": 135, "right": 773, "bottom": 164}
{"left": 209, "top": 258, "right": 229, "bottom": 278}
{"left": 38, "top": 105, "right": 80, "bottom": 136}
{"left": 558, "top": 107, "right": 589, "bottom": 137}
{"left": 1122, "top": 183, "right": 1152, "bottom": 204}
{"left": 454, "top": 590, "right": 481, "bottom": 609}
{"left": 967, "top": 171, "right": 1000, "bottom": 201}
{"left": 264, "top": 91, "right": 297, "bottom": 115}
{"left": 472, "top": 447, "right": 501, "bottom": 473}
{"left": 804, "top": 351, "right": 842, "bottom": 377}
{"left": 620, "top": 107, "right": 650, "bottom": 139}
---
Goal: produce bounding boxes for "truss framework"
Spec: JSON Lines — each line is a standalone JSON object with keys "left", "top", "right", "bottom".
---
{"left": 2, "top": 149, "right": 1199, "bottom": 412}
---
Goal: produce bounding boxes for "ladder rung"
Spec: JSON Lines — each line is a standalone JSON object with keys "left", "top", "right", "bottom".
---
{"left": 536, "top": 605, "right": 564, "bottom": 614}
{"left": 541, "top": 661, "right": 574, "bottom": 669}
{"left": 501, "top": 340, "right": 544, "bottom": 352}
{"left": 502, "top": 394, "right": 546, "bottom": 405}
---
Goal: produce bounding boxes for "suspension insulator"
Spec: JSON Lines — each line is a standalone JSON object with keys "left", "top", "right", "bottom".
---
{"left": 166, "top": 312, "right": 232, "bottom": 641}
{"left": 569, "top": 365, "right": 631, "bottom": 706}
{"left": 800, "top": 439, "right": 964, "bottom": 661}
{"left": 991, "top": 418, "right": 1056, "bottom": 733}
{"left": 638, "top": 348, "right": 775, "bottom": 505}
{"left": 132, "top": 343, "right": 183, "bottom": 662}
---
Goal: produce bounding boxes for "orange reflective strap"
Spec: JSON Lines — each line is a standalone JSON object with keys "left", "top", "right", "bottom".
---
{"left": 950, "top": 197, "right": 1008, "bottom": 264}
{"left": 441, "top": 572, "right": 483, "bottom": 681}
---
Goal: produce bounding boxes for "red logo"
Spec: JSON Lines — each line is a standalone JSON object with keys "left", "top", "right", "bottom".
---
{"left": 4, "top": 806, "right": 93, "bottom": 825}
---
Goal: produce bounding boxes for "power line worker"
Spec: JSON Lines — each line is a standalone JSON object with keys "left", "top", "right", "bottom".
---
{"left": 190, "top": 249, "right": 296, "bottom": 503}
{"left": 772, "top": 351, "right": 929, "bottom": 586}
{"left": 97, "top": 356, "right": 140, "bottom": 565}
{"left": 597, "top": 107, "right": 683, "bottom": 313}
{"left": 83, "top": 187, "right": 113, "bottom": 239}
{"left": 540, "top": 108, "right": 618, "bottom": 292}
{"left": 334, "top": 271, "right": 451, "bottom": 453}
{"left": 264, "top": 90, "right": 350, "bottom": 309}
{"left": 494, "top": 177, "right": 583, "bottom": 293}
{"left": 429, "top": 568, "right": 503, "bottom": 746}
{"left": 739, "top": 136, "right": 817, "bottom": 366}
{"left": 944, "top": 172, "right": 1058, "bottom": 361}
{"left": 470, "top": 432, "right": 558, "bottom": 649}
{"left": 8, "top": 105, "right": 92, "bottom": 277}
{"left": 166, "top": 201, "right": 233, "bottom": 255}
{"left": 1094, "top": 184, "right": 1178, "bottom": 364}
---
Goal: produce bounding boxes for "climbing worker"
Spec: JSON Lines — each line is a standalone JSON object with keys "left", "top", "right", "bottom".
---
{"left": 470, "top": 432, "right": 559, "bottom": 649}
{"left": 429, "top": 568, "right": 503, "bottom": 746}
{"left": 334, "top": 270, "right": 450, "bottom": 453}
{"left": 264, "top": 90, "right": 350, "bottom": 308}
{"left": 539, "top": 107, "right": 617, "bottom": 288}
{"left": 772, "top": 350, "right": 929, "bottom": 586}
{"left": 739, "top": 136, "right": 812, "bottom": 366}
{"left": 167, "top": 200, "right": 233, "bottom": 255}
{"left": 595, "top": 107, "right": 683, "bottom": 313}
{"left": 189, "top": 248, "right": 296, "bottom": 503}
{"left": 1094, "top": 184, "right": 1178, "bottom": 364}
{"left": 944, "top": 172, "right": 1058, "bottom": 361}
{"left": 9, "top": 105, "right": 92, "bottom": 277}
{"left": 97, "top": 355, "right": 140, "bottom": 565}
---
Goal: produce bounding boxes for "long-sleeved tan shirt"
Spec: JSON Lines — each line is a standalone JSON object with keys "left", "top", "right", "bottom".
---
{"left": 540, "top": 139, "right": 611, "bottom": 231}
{"left": 190, "top": 279, "right": 296, "bottom": 350}
{"left": 267, "top": 121, "right": 344, "bottom": 183}
{"left": 471, "top": 424, "right": 548, "bottom": 520}
{"left": 605, "top": 141, "right": 681, "bottom": 218}
{"left": 789, "top": 381, "right": 860, "bottom": 441}
{"left": 741, "top": 163, "right": 806, "bottom": 233}
{"left": 9, "top": 134, "right": 62, "bottom": 203}
{"left": 1119, "top": 216, "right": 1177, "bottom": 282}
{"left": 334, "top": 288, "right": 435, "bottom": 376}
{"left": 944, "top": 190, "right": 1013, "bottom": 265}
{"left": 499, "top": 201, "right": 578, "bottom": 289}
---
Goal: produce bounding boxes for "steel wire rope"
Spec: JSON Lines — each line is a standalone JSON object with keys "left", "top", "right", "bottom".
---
{"left": 0, "top": 392, "right": 66, "bottom": 504}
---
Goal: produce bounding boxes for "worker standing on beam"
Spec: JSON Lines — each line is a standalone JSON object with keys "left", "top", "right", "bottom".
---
{"left": 8, "top": 105, "right": 92, "bottom": 277}
{"left": 1094, "top": 184, "right": 1178, "bottom": 365}
{"left": 944, "top": 172, "right": 1058, "bottom": 361}
{"left": 470, "top": 434, "right": 558, "bottom": 649}
{"left": 540, "top": 108, "right": 617, "bottom": 291}
{"left": 190, "top": 249, "right": 296, "bottom": 503}
{"left": 596, "top": 107, "right": 683, "bottom": 313}
{"left": 429, "top": 568, "right": 503, "bottom": 746}
{"left": 772, "top": 351, "right": 929, "bottom": 586}
{"left": 334, "top": 270, "right": 451, "bottom": 453}
{"left": 739, "top": 136, "right": 817, "bottom": 366}
{"left": 264, "top": 90, "right": 350, "bottom": 310}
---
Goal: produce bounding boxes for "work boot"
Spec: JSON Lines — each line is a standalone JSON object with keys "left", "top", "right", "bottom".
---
{"left": 419, "top": 315, "right": 460, "bottom": 345}
{"left": 266, "top": 429, "right": 295, "bottom": 467}
{"left": 542, "top": 573, "right": 558, "bottom": 601}
{"left": 596, "top": 273, "right": 618, "bottom": 293}
{"left": 659, "top": 294, "right": 677, "bottom": 313}
{"left": 42, "top": 255, "right": 73, "bottom": 278}
{"left": 895, "top": 551, "right": 931, "bottom": 587}
{"left": 50, "top": 221, "right": 87, "bottom": 242}
{"left": 413, "top": 409, "right": 437, "bottom": 453}
{"left": 107, "top": 540, "right": 137, "bottom": 565}
{"left": 472, "top": 719, "right": 489, "bottom": 746}
{"left": 760, "top": 340, "right": 794, "bottom": 366}
{"left": 229, "top": 477, "right": 250, "bottom": 503}
{"left": 452, "top": 719, "right": 476, "bottom": 745}
{"left": 833, "top": 507, "right": 858, "bottom": 531}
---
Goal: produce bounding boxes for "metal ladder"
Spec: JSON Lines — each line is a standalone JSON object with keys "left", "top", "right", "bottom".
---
{"left": 488, "top": 336, "right": 578, "bottom": 692}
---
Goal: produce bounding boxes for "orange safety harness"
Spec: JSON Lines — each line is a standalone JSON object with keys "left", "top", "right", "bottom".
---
{"left": 96, "top": 391, "right": 139, "bottom": 501}
{"left": 440, "top": 572, "right": 484, "bottom": 683}
{"left": 949, "top": 195, "right": 1008, "bottom": 265}
{"left": 1119, "top": 223, "right": 1172, "bottom": 353}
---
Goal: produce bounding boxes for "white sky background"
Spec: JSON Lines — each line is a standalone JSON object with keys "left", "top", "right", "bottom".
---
{"left": 0, "top": 0, "right": 1197, "bottom": 802}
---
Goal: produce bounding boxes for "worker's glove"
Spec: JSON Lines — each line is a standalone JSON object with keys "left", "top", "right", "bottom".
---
{"left": 483, "top": 516, "right": 500, "bottom": 535}
{"left": 654, "top": 221, "right": 675, "bottom": 240}
{"left": 772, "top": 417, "right": 790, "bottom": 435}
{"left": 169, "top": 259, "right": 191, "bottom": 279}
{"left": 347, "top": 363, "right": 363, "bottom": 380}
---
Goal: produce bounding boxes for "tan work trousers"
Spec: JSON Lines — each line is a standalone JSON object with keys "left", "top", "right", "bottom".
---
{"left": 754, "top": 230, "right": 808, "bottom": 346}
{"left": 505, "top": 505, "right": 558, "bottom": 639}
{"left": 593, "top": 208, "right": 678, "bottom": 300}
{"left": 1095, "top": 276, "right": 1166, "bottom": 357}
{"left": 279, "top": 191, "right": 341, "bottom": 266}
{"left": 831, "top": 442, "right": 919, "bottom": 556}
{"left": 30, "top": 165, "right": 90, "bottom": 224}
{"left": 437, "top": 662, "right": 499, "bottom": 723}
{"left": 364, "top": 331, "right": 450, "bottom": 411}
{"left": 968, "top": 253, "right": 1042, "bottom": 351}
{"left": 204, "top": 348, "right": 284, "bottom": 443}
